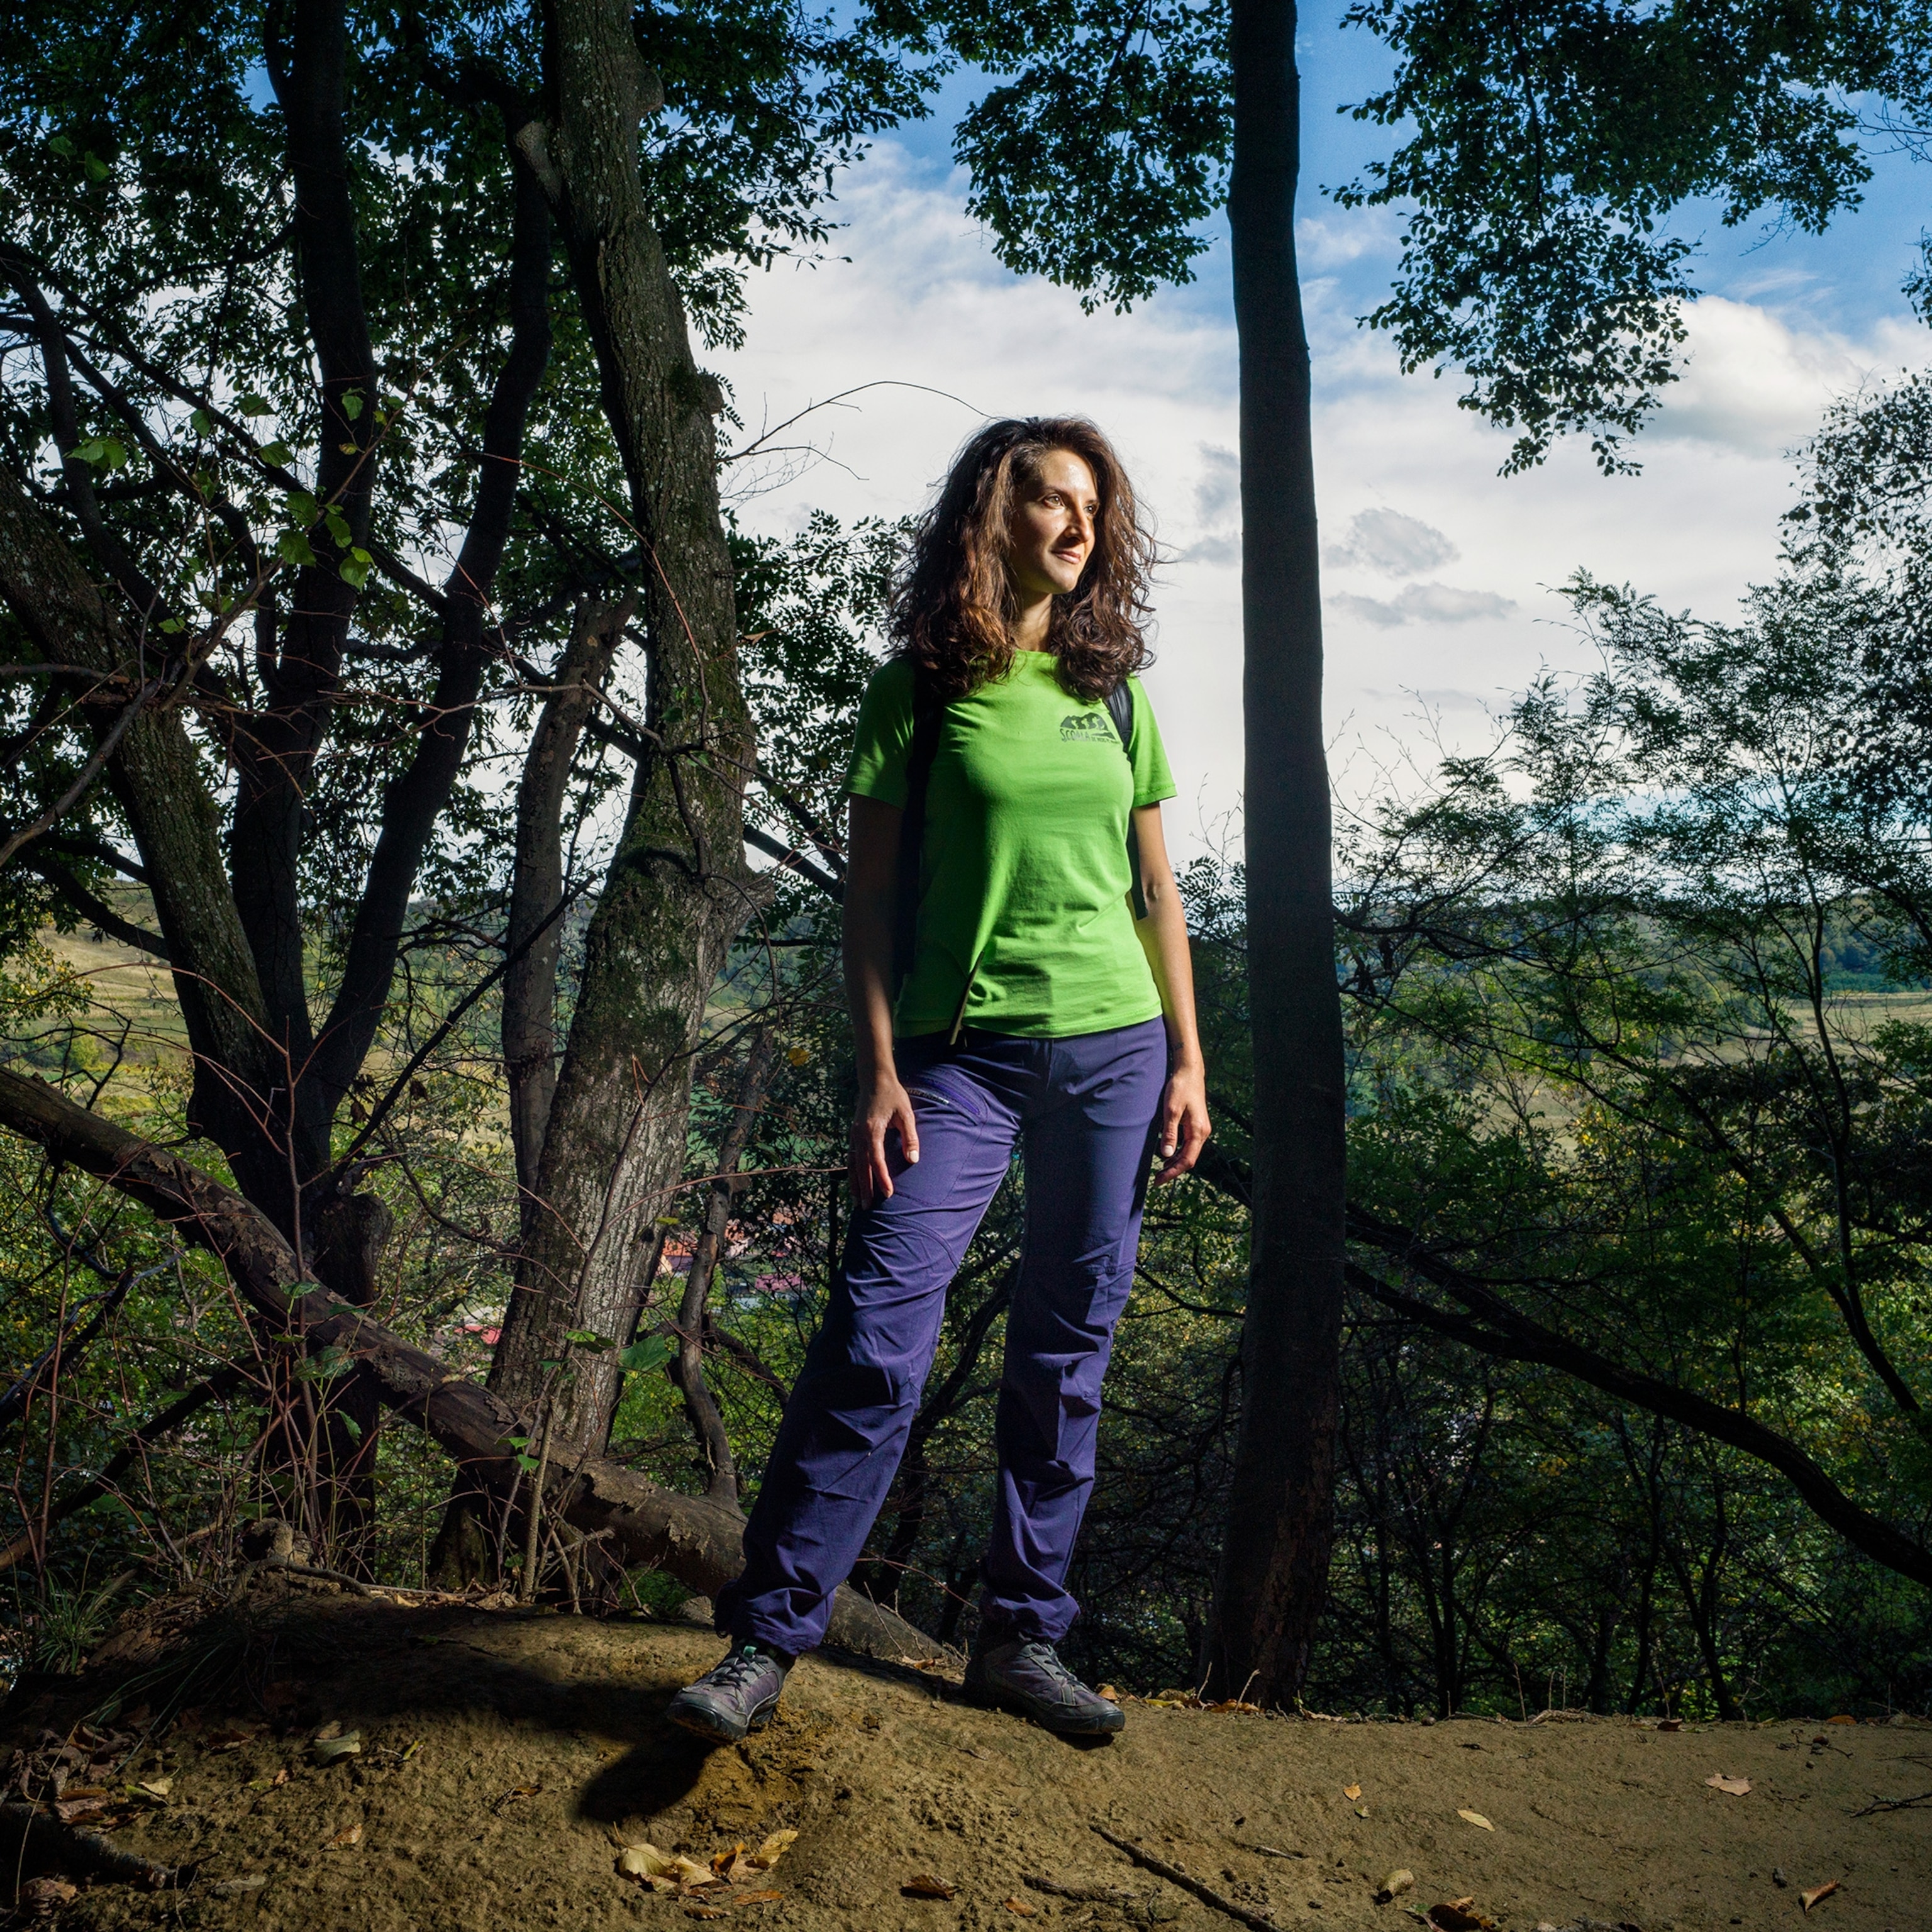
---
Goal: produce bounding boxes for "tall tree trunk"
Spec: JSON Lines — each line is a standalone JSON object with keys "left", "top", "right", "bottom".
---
{"left": 483, "top": 0, "right": 762, "bottom": 1464}
{"left": 502, "top": 597, "right": 631, "bottom": 1208}
{"left": 1201, "top": 0, "right": 1348, "bottom": 1706}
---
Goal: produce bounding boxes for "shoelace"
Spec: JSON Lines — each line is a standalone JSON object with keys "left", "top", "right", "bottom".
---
{"left": 1014, "top": 1641, "right": 1085, "bottom": 1692}
{"left": 706, "top": 1645, "right": 775, "bottom": 1692}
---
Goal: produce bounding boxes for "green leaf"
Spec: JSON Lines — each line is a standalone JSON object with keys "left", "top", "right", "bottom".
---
{"left": 338, "top": 1413, "right": 362, "bottom": 1441}
{"left": 285, "top": 489, "right": 320, "bottom": 526}
{"left": 190, "top": 409, "right": 215, "bottom": 436}
{"left": 238, "top": 393, "right": 274, "bottom": 418}
{"left": 562, "top": 1328, "right": 614, "bottom": 1352}
{"left": 258, "top": 441, "right": 293, "bottom": 467}
{"left": 158, "top": 617, "right": 186, "bottom": 635}
{"left": 340, "top": 389, "right": 364, "bottom": 420}
{"left": 506, "top": 1434, "right": 529, "bottom": 1450}
{"left": 338, "top": 553, "right": 371, "bottom": 590}
{"left": 323, "top": 505, "right": 350, "bottom": 547}
{"left": 618, "top": 1335, "right": 674, "bottom": 1375}
{"left": 47, "top": 133, "right": 75, "bottom": 158}
{"left": 296, "top": 1343, "right": 351, "bottom": 1383}
{"left": 68, "top": 438, "right": 126, "bottom": 472}
{"left": 83, "top": 152, "right": 108, "bottom": 182}
{"left": 516, "top": 1453, "right": 540, "bottom": 1472}
{"left": 276, "top": 528, "right": 317, "bottom": 568}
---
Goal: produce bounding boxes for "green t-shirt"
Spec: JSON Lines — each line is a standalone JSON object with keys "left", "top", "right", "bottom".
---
{"left": 845, "top": 652, "right": 1177, "bottom": 1038}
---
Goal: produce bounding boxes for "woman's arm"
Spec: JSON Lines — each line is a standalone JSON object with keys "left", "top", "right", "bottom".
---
{"left": 1131, "top": 802, "right": 1211, "bottom": 1184}
{"left": 844, "top": 794, "right": 919, "bottom": 1206}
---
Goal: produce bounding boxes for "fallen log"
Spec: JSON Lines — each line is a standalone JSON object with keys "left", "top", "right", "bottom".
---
{"left": 0, "top": 1801, "right": 188, "bottom": 1889}
{"left": 0, "top": 1067, "right": 946, "bottom": 1664}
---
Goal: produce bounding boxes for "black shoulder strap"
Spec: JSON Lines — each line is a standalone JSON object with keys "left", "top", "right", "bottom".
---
{"left": 892, "top": 664, "right": 947, "bottom": 997}
{"left": 1108, "top": 680, "right": 1149, "bottom": 921}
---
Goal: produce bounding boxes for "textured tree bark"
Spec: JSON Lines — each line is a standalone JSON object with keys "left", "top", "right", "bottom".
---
{"left": 502, "top": 598, "right": 630, "bottom": 1206}
{"left": 1201, "top": 0, "right": 1348, "bottom": 1706}
{"left": 229, "top": 0, "right": 384, "bottom": 1230}
{"left": 485, "top": 0, "right": 763, "bottom": 1460}
{"left": 0, "top": 1065, "right": 941, "bottom": 1658}
{"left": 303, "top": 150, "right": 554, "bottom": 1151}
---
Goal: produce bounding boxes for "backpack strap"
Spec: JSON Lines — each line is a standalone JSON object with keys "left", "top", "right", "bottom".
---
{"left": 892, "top": 664, "right": 947, "bottom": 997}
{"left": 1107, "top": 680, "right": 1149, "bottom": 921}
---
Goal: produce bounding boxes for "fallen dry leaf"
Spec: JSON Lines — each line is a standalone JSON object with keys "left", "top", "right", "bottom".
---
{"left": 904, "top": 1875, "right": 958, "bottom": 1900}
{"left": 619, "top": 1843, "right": 680, "bottom": 1883}
{"left": 1456, "top": 1808, "right": 1494, "bottom": 1831}
{"left": 684, "top": 1906, "right": 728, "bottom": 1921}
{"left": 326, "top": 1821, "right": 363, "bottom": 1848}
{"left": 1342, "top": 1784, "right": 1362, "bottom": 1800}
{"left": 1801, "top": 1880, "right": 1840, "bottom": 1913}
{"left": 55, "top": 1796, "right": 108, "bottom": 1824}
{"left": 731, "top": 1890, "right": 784, "bottom": 1906}
{"left": 1656, "top": 1718, "right": 1684, "bottom": 1732}
{"left": 313, "top": 1720, "right": 343, "bottom": 1743}
{"left": 133, "top": 1777, "right": 172, "bottom": 1802}
{"left": 311, "top": 1735, "right": 362, "bottom": 1764}
{"left": 1704, "top": 1774, "right": 1752, "bottom": 1795}
{"left": 1826, "top": 1714, "right": 1857, "bottom": 1726}
{"left": 748, "top": 1829, "right": 798, "bottom": 1870}
{"left": 1005, "top": 1899, "right": 1039, "bottom": 1916}
{"left": 1354, "top": 1805, "right": 1370, "bottom": 1818}
{"left": 1427, "top": 1902, "right": 1494, "bottom": 1932}
{"left": 1375, "top": 1870, "right": 1414, "bottom": 1904}
{"left": 1096, "top": 1685, "right": 1120, "bottom": 1703}
{"left": 208, "top": 1728, "right": 255, "bottom": 1750}
{"left": 19, "top": 1877, "right": 76, "bottom": 1916}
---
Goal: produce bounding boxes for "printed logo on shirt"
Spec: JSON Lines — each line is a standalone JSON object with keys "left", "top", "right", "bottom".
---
{"left": 1060, "top": 711, "right": 1113, "bottom": 742}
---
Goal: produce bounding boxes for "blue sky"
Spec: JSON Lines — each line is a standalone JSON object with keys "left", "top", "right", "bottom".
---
{"left": 714, "top": 18, "right": 1932, "bottom": 851}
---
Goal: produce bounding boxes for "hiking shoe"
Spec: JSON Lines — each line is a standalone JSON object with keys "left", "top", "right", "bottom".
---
{"left": 666, "top": 1641, "right": 791, "bottom": 1743}
{"left": 963, "top": 1636, "right": 1124, "bottom": 1737}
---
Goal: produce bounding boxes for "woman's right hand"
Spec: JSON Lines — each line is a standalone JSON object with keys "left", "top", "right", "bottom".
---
{"left": 850, "top": 1069, "right": 919, "bottom": 1208}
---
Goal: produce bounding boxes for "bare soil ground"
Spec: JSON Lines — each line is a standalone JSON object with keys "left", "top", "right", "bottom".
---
{"left": 3, "top": 1588, "right": 1927, "bottom": 1932}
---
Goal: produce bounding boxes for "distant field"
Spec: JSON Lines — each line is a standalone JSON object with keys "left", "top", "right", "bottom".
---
{"left": 41, "top": 923, "right": 186, "bottom": 1064}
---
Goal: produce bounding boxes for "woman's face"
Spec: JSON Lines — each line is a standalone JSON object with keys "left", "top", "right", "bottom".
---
{"left": 1006, "top": 448, "right": 1099, "bottom": 600}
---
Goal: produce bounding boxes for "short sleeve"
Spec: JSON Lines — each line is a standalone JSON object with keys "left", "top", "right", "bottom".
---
{"left": 844, "top": 659, "right": 918, "bottom": 807}
{"left": 1127, "top": 677, "right": 1177, "bottom": 808}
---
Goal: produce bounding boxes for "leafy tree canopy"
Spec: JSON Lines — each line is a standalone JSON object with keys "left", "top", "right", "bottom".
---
{"left": 1336, "top": 0, "right": 1915, "bottom": 471}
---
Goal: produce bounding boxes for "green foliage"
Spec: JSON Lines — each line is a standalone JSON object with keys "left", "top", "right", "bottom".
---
{"left": 1336, "top": 0, "right": 1901, "bottom": 470}
{"left": 933, "top": 0, "right": 1231, "bottom": 310}
{"left": 26, "top": 1565, "right": 129, "bottom": 1675}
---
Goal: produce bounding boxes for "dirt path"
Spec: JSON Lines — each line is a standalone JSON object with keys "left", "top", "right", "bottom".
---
{"left": 3, "top": 1594, "right": 1926, "bottom": 1931}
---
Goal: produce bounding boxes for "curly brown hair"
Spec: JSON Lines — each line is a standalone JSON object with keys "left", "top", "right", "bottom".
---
{"left": 887, "top": 416, "right": 1157, "bottom": 703}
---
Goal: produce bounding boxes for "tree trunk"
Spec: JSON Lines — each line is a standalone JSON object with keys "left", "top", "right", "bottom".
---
{"left": 0, "top": 1063, "right": 941, "bottom": 1660}
{"left": 484, "top": 0, "right": 763, "bottom": 1462}
{"left": 502, "top": 597, "right": 631, "bottom": 1208}
{"left": 669, "top": 1031, "right": 777, "bottom": 1507}
{"left": 1201, "top": 0, "right": 1348, "bottom": 1705}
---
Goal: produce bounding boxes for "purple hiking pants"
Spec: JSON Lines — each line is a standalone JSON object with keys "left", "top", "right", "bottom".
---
{"left": 715, "top": 1017, "right": 1168, "bottom": 1658}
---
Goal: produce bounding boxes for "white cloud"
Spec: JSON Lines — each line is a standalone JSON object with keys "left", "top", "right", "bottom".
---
{"left": 713, "top": 138, "right": 1930, "bottom": 853}
{"left": 1324, "top": 507, "right": 1459, "bottom": 577}
{"left": 1331, "top": 582, "right": 1516, "bottom": 626}
{"left": 1194, "top": 443, "right": 1240, "bottom": 526}
{"left": 1656, "top": 296, "right": 1928, "bottom": 458}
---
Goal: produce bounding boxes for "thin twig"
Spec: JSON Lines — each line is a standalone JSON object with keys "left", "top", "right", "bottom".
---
{"left": 0, "top": 680, "right": 158, "bottom": 871}
{"left": 1852, "top": 1787, "right": 1932, "bottom": 1817}
{"left": 1091, "top": 1826, "right": 1277, "bottom": 1932}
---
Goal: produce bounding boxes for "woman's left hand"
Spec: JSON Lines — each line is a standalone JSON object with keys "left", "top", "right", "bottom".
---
{"left": 1153, "top": 1058, "right": 1211, "bottom": 1185}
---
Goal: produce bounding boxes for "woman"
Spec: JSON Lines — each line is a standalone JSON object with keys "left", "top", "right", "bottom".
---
{"left": 668, "top": 416, "right": 1210, "bottom": 1743}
